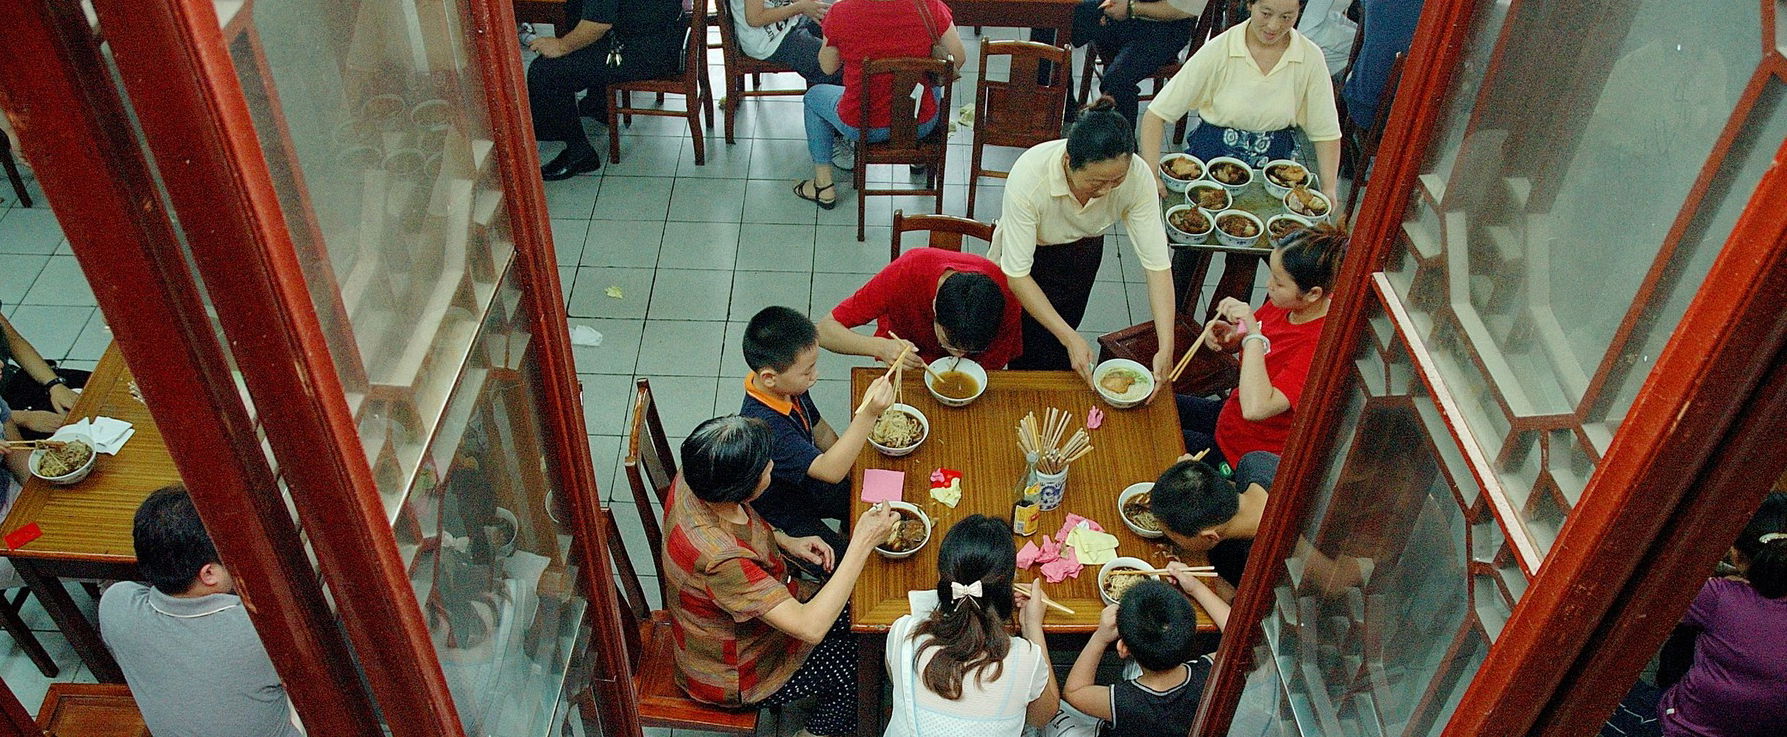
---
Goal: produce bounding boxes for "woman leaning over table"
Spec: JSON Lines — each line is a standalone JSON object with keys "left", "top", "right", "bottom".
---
{"left": 792, "top": 0, "right": 967, "bottom": 208}
{"left": 663, "top": 415, "right": 899, "bottom": 737}
{"left": 990, "top": 98, "right": 1176, "bottom": 393}
{"left": 1138, "top": 0, "right": 1342, "bottom": 206}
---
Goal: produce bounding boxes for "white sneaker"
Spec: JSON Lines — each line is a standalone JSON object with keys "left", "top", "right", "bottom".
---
{"left": 831, "top": 137, "right": 856, "bottom": 171}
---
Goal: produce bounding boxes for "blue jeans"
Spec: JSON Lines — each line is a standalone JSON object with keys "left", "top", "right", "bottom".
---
{"left": 802, "top": 83, "right": 941, "bottom": 164}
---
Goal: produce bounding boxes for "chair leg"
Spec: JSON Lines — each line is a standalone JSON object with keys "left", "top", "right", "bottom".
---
{"left": 724, "top": 76, "right": 741, "bottom": 145}
{"left": 855, "top": 145, "right": 868, "bottom": 242}
{"left": 967, "top": 140, "right": 984, "bottom": 218}
{"left": 1, "top": 590, "right": 59, "bottom": 678}
{"left": 700, "top": 76, "right": 715, "bottom": 130}
{"left": 0, "top": 134, "right": 29, "bottom": 208}
{"left": 608, "top": 90, "right": 624, "bottom": 165}
{"left": 689, "top": 86, "right": 707, "bottom": 166}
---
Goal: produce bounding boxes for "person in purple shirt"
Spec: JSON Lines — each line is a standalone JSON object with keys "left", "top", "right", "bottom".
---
{"left": 1657, "top": 492, "right": 1787, "bottom": 737}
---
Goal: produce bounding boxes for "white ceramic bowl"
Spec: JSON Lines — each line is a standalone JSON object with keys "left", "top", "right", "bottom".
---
{"left": 868, "top": 403, "right": 930, "bottom": 457}
{"left": 1183, "top": 182, "right": 1232, "bottom": 214}
{"left": 923, "top": 357, "right": 988, "bottom": 408}
{"left": 1098, "top": 556, "right": 1158, "bottom": 605}
{"left": 1205, "top": 156, "right": 1254, "bottom": 191}
{"left": 1092, "top": 358, "right": 1154, "bottom": 409}
{"left": 1116, "top": 482, "right": 1163, "bottom": 538}
{"left": 875, "top": 500, "right": 933, "bottom": 559}
{"left": 30, "top": 432, "right": 97, "bottom": 486}
{"left": 1213, "top": 209, "right": 1266, "bottom": 249}
{"left": 1264, "top": 213, "right": 1317, "bottom": 245}
{"left": 1157, "top": 153, "right": 1206, "bottom": 192}
{"left": 1261, "top": 159, "right": 1317, "bottom": 198}
{"left": 1283, "top": 187, "right": 1334, "bottom": 221}
{"left": 1164, "top": 204, "right": 1214, "bottom": 245}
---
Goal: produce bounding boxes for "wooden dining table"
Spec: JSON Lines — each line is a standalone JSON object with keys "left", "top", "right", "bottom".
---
{"left": 848, "top": 367, "right": 1212, "bottom": 730}
{"left": 0, "top": 344, "right": 178, "bottom": 683}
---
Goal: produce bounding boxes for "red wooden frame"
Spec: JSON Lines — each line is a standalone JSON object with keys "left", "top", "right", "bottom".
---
{"left": 0, "top": 2, "right": 384, "bottom": 734}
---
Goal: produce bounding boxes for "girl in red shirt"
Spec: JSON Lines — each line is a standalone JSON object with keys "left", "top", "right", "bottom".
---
{"left": 1178, "top": 223, "right": 1347, "bottom": 469}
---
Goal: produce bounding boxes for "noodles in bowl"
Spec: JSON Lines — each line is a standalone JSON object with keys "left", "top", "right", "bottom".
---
{"left": 869, "top": 404, "right": 929, "bottom": 456}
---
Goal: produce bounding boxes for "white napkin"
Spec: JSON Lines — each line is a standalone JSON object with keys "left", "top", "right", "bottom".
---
{"left": 907, "top": 589, "right": 940, "bottom": 617}
{"left": 568, "top": 324, "right": 604, "bottom": 347}
{"left": 53, "top": 416, "right": 136, "bottom": 455}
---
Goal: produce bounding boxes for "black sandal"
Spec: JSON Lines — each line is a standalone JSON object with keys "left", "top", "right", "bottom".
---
{"left": 794, "top": 180, "right": 838, "bottom": 210}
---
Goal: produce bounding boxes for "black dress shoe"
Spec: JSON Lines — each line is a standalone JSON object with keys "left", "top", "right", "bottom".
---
{"left": 541, "top": 148, "right": 600, "bottom": 181}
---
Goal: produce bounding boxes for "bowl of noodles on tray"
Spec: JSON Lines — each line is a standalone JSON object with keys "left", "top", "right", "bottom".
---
{"left": 30, "top": 431, "right": 98, "bottom": 486}
{"left": 875, "top": 501, "right": 933, "bottom": 559}
{"left": 1265, "top": 213, "right": 1315, "bottom": 244}
{"left": 1098, "top": 556, "right": 1158, "bottom": 605}
{"left": 923, "top": 357, "right": 988, "bottom": 408}
{"left": 1184, "top": 182, "right": 1231, "bottom": 214}
{"left": 869, "top": 403, "right": 929, "bottom": 457}
{"left": 1213, "top": 209, "right": 1265, "bottom": 248}
{"left": 1117, "top": 482, "right": 1163, "bottom": 538}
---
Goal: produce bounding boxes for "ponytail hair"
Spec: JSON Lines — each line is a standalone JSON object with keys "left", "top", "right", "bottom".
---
{"left": 1736, "top": 493, "right": 1787, "bottom": 599}
{"left": 912, "top": 515, "right": 1016, "bottom": 699}
{"left": 1276, "top": 220, "right": 1349, "bottom": 293}
{"left": 1065, "top": 97, "right": 1135, "bottom": 170}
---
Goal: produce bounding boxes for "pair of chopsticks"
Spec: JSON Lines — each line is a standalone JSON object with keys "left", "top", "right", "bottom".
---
{"left": 1167, "top": 321, "right": 1220, "bottom": 384}
{"left": 1107, "top": 566, "right": 1219, "bottom": 578}
{"left": 855, "top": 342, "right": 915, "bottom": 414}
{"left": 1012, "top": 583, "right": 1076, "bottom": 615}
{"left": 887, "top": 331, "right": 948, "bottom": 384}
{"left": 2, "top": 439, "right": 67, "bottom": 450}
{"left": 1017, "top": 408, "right": 1093, "bottom": 474}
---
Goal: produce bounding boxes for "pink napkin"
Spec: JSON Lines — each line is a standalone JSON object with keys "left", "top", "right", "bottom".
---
{"left": 1016, "top": 541, "right": 1041, "bottom": 568}
{"left": 1039, "top": 548, "right": 1082, "bottom": 583}
{"left": 861, "top": 469, "right": 905, "bottom": 503}
{"left": 1086, "top": 407, "right": 1105, "bottom": 430}
{"left": 1037, "top": 536, "right": 1063, "bottom": 563}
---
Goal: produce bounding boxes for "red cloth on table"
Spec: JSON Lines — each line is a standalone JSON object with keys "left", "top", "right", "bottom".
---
{"left": 822, "top": 0, "right": 951, "bottom": 129}
{"left": 829, "top": 249, "right": 1024, "bottom": 369}
{"left": 1215, "top": 301, "right": 1325, "bottom": 462}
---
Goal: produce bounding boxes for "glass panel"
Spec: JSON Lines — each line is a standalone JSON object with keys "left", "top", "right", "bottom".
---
{"left": 227, "top": 0, "right": 517, "bottom": 513}
{"left": 1229, "top": 313, "right": 1497, "bottom": 737}
{"left": 1382, "top": 0, "right": 1763, "bottom": 558}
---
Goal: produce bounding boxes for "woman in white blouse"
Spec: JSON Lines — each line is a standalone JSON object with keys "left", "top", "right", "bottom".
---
{"left": 991, "top": 99, "right": 1176, "bottom": 394}
{"left": 1138, "top": 0, "right": 1343, "bottom": 205}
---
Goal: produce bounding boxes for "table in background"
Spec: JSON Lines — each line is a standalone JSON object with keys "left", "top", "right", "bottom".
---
{"left": 848, "top": 367, "right": 1209, "bottom": 730}
{"left": 0, "top": 344, "right": 178, "bottom": 682}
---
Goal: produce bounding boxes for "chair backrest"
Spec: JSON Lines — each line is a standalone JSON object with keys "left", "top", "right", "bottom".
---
{"left": 1189, "top": 0, "right": 1233, "bottom": 56}
{"left": 711, "top": 0, "right": 745, "bottom": 66}
{"left": 859, "top": 57, "right": 954, "bottom": 150}
{"left": 34, "top": 684, "right": 149, "bottom": 737}
{"left": 680, "top": 0, "right": 710, "bottom": 75}
{"left": 890, "top": 210, "right": 996, "bottom": 260}
{"left": 600, "top": 506, "right": 648, "bottom": 673}
{"left": 975, "top": 41, "right": 1069, "bottom": 146}
{"left": 624, "top": 378, "right": 676, "bottom": 575}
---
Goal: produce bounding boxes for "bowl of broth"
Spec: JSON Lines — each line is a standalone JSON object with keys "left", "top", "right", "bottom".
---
{"left": 875, "top": 501, "right": 934, "bottom": 559}
{"left": 1213, "top": 209, "right": 1265, "bottom": 248}
{"left": 1092, "top": 358, "right": 1153, "bottom": 409}
{"left": 1265, "top": 213, "right": 1315, "bottom": 244}
{"left": 1117, "top": 482, "right": 1164, "bottom": 538}
{"left": 1158, "top": 153, "right": 1206, "bottom": 192}
{"left": 1165, "top": 204, "right": 1213, "bottom": 245}
{"left": 923, "top": 356, "right": 988, "bottom": 407}
{"left": 1282, "top": 185, "right": 1333, "bottom": 220}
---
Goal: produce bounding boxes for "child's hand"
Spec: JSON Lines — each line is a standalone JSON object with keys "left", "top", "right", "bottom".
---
{"left": 1165, "top": 561, "right": 1212, "bottom": 596}
{"left": 855, "top": 375, "right": 895, "bottom": 419}
{"left": 1018, "top": 577, "right": 1050, "bottom": 629}
{"left": 1093, "top": 603, "right": 1120, "bottom": 642}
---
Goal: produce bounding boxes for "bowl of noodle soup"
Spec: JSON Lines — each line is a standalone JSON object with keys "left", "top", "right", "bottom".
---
{"left": 30, "top": 430, "right": 98, "bottom": 486}
{"left": 869, "top": 403, "right": 929, "bottom": 457}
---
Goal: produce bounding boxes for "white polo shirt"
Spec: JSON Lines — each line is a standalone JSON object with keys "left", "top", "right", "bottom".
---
{"left": 988, "top": 139, "right": 1173, "bottom": 279}
{"left": 1146, "top": 20, "right": 1343, "bottom": 141}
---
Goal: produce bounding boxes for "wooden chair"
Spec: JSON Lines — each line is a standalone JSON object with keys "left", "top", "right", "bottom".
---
{"left": 36, "top": 684, "right": 148, "bottom": 737}
{"left": 1097, "top": 317, "right": 1239, "bottom": 397}
{"left": 0, "top": 130, "right": 29, "bottom": 208}
{"left": 0, "top": 588, "right": 60, "bottom": 677}
{"left": 713, "top": 0, "right": 806, "bottom": 145}
{"left": 608, "top": 0, "right": 716, "bottom": 166}
{"left": 623, "top": 377, "right": 675, "bottom": 602}
{"left": 584, "top": 504, "right": 766, "bottom": 734}
{"left": 1074, "top": 0, "right": 1230, "bottom": 144}
{"left": 889, "top": 209, "right": 994, "bottom": 261}
{"left": 967, "top": 41, "right": 1070, "bottom": 218}
{"left": 1342, "top": 52, "right": 1406, "bottom": 226}
{"left": 853, "top": 57, "right": 953, "bottom": 241}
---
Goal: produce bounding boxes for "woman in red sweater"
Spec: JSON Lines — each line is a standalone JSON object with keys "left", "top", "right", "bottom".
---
{"left": 1178, "top": 223, "right": 1346, "bottom": 470}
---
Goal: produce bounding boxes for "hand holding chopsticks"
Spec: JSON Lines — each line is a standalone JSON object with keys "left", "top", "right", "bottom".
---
{"left": 1166, "top": 321, "right": 1221, "bottom": 385}
{"left": 887, "top": 331, "right": 944, "bottom": 383}
{"left": 1013, "top": 582, "right": 1075, "bottom": 615}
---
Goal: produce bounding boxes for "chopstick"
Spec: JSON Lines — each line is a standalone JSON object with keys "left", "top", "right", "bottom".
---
{"left": 887, "top": 331, "right": 947, "bottom": 384}
{"left": 1012, "top": 583, "right": 1076, "bottom": 615}
{"left": 1, "top": 439, "right": 66, "bottom": 449}
{"left": 856, "top": 342, "right": 914, "bottom": 414}
{"left": 1168, "top": 322, "right": 1219, "bottom": 384}
{"left": 1107, "top": 567, "right": 1218, "bottom": 577}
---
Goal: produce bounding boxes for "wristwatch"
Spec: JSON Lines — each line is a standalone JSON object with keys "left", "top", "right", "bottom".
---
{"left": 42, "top": 376, "right": 67, "bottom": 389}
{"left": 1241, "top": 332, "right": 1272, "bottom": 355}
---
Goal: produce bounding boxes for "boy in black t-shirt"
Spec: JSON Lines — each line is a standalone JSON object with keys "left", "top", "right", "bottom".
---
{"left": 1049, "top": 581, "right": 1211, "bottom": 737}
{"left": 1149, "top": 451, "right": 1279, "bottom": 593}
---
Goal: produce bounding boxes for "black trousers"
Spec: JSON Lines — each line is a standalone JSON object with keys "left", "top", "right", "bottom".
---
{"left": 1071, "top": 3, "right": 1194, "bottom": 127}
{"left": 1009, "top": 235, "right": 1105, "bottom": 371}
{"left": 526, "top": 41, "right": 676, "bottom": 146}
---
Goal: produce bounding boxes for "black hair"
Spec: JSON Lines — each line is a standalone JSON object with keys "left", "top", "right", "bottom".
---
{"left": 1150, "top": 460, "right": 1240, "bottom": 537}
{"left": 680, "top": 416, "right": 774, "bottom": 504}
{"left": 132, "top": 485, "right": 222, "bottom": 596}
{"left": 1117, "top": 580, "right": 1198, "bottom": 671}
{"left": 743, "top": 306, "right": 818, "bottom": 373}
{"left": 1248, "top": 0, "right": 1310, "bottom": 13}
{"left": 913, "top": 515, "right": 1016, "bottom": 699}
{"left": 1735, "top": 492, "right": 1787, "bottom": 599}
{"left": 1065, "top": 97, "right": 1135, "bottom": 170}
{"left": 1276, "top": 221, "right": 1348, "bottom": 293}
{"left": 933, "top": 273, "right": 1005, "bottom": 355}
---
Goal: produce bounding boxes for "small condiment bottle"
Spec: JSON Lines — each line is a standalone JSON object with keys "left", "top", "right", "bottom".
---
{"left": 1012, "top": 496, "right": 1040, "bottom": 537}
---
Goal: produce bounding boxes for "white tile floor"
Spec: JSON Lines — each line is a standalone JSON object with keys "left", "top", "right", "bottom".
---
{"left": 0, "top": 25, "right": 1279, "bottom": 734}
